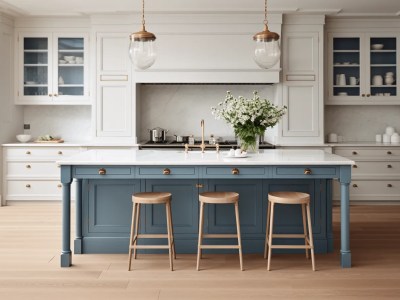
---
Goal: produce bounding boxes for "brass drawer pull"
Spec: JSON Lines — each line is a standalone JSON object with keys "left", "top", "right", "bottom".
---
{"left": 57, "top": 184, "right": 62, "bottom": 188}
{"left": 304, "top": 168, "right": 312, "bottom": 175}
{"left": 353, "top": 165, "right": 358, "bottom": 168}
{"left": 163, "top": 168, "right": 171, "bottom": 175}
{"left": 232, "top": 168, "right": 240, "bottom": 175}
{"left": 387, "top": 184, "right": 393, "bottom": 188}
{"left": 387, "top": 151, "right": 392, "bottom": 155}
{"left": 196, "top": 183, "right": 204, "bottom": 188}
{"left": 361, "top": 94, "right": 365, "bottom": 97}
{"left": 352, "top": 151, "right": 358, "bottom": 155}
{"left": 58, "top": 151, "right": 63, "bottom": 155}
{"left": 26, "top": 165, "right": 31, "bottom": 169}
{"left": 98, "top": 168, "right": 106, "bottom": 175}
{"left": 26, "top": 151, "right": 31, "bottom": 155}
{"left": 387, "top": 165, "right": 392, "bottom": 168}
{"left": 352, "top": 184, "right": 358, "bottom": 188}
{"left": 26, "top": 184, "right": 31, "bottom": 188}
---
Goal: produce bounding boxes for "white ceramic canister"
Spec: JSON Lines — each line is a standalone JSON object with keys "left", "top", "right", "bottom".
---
{"left": 328, "top": 133, "right": 338, "bottom": 143}
{"left": 375, "top": 134, "right": 382, "bottom": 143}
{"left": 385, "top": 126, "right": 395, "bottom": 136}
{"left": 372, "top": 75, "right": 383, "bottom": 86}
{"left": 391, "top": 133, "right": 400, "bottom": 144}
{"left": 383, "top": 134, "right": 391, "bottom": 143}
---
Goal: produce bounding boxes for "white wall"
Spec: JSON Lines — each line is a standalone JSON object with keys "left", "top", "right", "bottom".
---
{"left": 325, "top": 106, "right": 400, "bottom": 142}
{"left": 137, "top": 84, "right": 278, "bottom": 142}
{"left": 23, "top": 106, "right": 92, "bottom": 142}
{"left": 0, "top": 15, "right": 23, "bottom": 205}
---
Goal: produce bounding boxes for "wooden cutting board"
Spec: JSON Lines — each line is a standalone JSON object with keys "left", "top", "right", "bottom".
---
{"left": 34, "top": 139, "right": 64, "bottom": 143}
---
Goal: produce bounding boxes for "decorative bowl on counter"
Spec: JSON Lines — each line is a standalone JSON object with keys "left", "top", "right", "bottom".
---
{"left": 16, "top": 134, "right": 31, "bottom": 143}
{"left": 371, "top": 44, "right": 384, "bottom": 50}
{"left": 64, "top": 56, "right": 75, "bottom": 62}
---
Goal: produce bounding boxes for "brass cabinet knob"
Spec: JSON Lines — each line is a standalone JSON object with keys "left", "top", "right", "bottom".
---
{"left": 387, "top": 164, "right": 392, "bottom": 168}
{"left": 352, "top": 151, "right": 358, "bottom": 155}
{"left": 58, "top": 151, "right": 63, "bottom": 155}
{"left": 352, "top": 184, "right": 358, "bottom": 188}
{"left": 366, "top": 94, "right": 371, "bottom": 97}
{"left": 48, "top": 94, "right": 52, "bottom": 97}
{"left": 304, "top": 168, "right": 312, "bottom": 175}
{"left": 57, "top": 184, "right": 62, "bottom": 188}
{"left": 98, "top": 168, "right": 106, "bottom": 175}
{"left": 26, "top": 165, "right": 31, "bottom": 169}
{"left": 353, "top": 165, "right": 358, "bottom": 168}
{"left": 163, "top": 168, "right": 171, "bottom": 175}
{"left": 54, "top": 94, "right": 58, "bottom": 97}
{"left": 387, "top": 151, "right": 392, "bottom": 155}
{"left": 387, "top": 184, "right": 393, "bottom": 188}
{"left": 196, "top": 183, "right": 204, "bottom": 188}
{"left": 362, "top": 94, "right": 366, "bottom": 97}
{"left": 232, "top": 168, "right": 240, "bottom": 175}
{"left": 26, "top": 184, "right": 31, "bottom": 188}
{"left": 26, "top": 151, "right": 31, "bottom": 155}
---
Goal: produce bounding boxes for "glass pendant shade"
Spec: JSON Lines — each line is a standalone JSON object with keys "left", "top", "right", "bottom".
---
{"left": 129, "top": 36, "right": 156, "bottom": 70}
{"left": 254, "top": 39, "right": 280, "bottom": 69}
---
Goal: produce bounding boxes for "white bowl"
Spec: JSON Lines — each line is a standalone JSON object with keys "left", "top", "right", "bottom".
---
{"left": 64, "top": 56, "right": 75, "bottom": 62}
{"left": 16, "top": 134, "right": 31, "bottom": 143}
{"left": 371, "top": 44, "right": 384, "bottom": 50}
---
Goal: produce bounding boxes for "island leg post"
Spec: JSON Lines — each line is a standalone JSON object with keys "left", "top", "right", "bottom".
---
{"left": 74, "top": 179, "right": 83, "bottom": 254}
{"left": 61, "top": 166, "right": 72, "bottom": 267}
{"left": 339, "top": 166, "right": 352, "bottom": 268}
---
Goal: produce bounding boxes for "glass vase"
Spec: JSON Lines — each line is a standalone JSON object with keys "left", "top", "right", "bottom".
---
{"left": 237, "top": 134, "right": 260, "bottom": 153}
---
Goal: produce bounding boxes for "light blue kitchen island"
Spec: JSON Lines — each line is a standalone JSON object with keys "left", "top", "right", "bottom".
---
{"left": 58, "top": 149, "right": 354, "bottom": 268}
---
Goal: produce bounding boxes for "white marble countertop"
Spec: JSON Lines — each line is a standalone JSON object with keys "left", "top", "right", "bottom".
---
{"left": 57, "top": 149, "right": 354, "bottom": 166}
{"left": 2, "top": 142, "right": 139, "bottom": 147}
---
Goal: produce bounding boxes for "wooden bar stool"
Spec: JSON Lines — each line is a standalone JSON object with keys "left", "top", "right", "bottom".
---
{"left": 197, "top": 192, "right": 243, "bottom": 271}
{"left": 128, "top": 192, "right": 176, "bottom": 271}
{"left": 264, "top": 191, "right": 315, "bottom": 271}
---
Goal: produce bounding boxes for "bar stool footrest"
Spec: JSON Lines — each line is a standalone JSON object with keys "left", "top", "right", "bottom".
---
{"left": 136, "top": 234, "right": 169, "bottom": 239}
{"left": 202, "top": 234, "right": 238, "bottom": 239}
{"left": 271, "top": 234, "right": 307, "bottom": 238}
{"left": 200, "top": 245, "right": 240, "bottom": 249}
{"left": 130, "top": 245, "right": 170, "bottom": 249}
{"left": 270, "top": 245, "right": 313, "bottom": 249}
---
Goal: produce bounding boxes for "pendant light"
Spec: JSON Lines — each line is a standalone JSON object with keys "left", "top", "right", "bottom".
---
{"left": 253, "top": 0, "right": 280, "bottom": 69}
{"left": 129, "top": 0, "right": 156, "bottom": 70}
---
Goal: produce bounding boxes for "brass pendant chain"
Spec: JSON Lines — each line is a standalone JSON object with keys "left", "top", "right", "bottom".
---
{"left": 263, "top": 0, "right": 268, "bottom": 27}
{"left": 141, "top": 0, "right": 146, "bottom": 30}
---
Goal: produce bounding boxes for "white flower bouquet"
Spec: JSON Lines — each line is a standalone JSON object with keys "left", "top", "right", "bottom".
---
{"left": 212, "top": 91, "right": 286, "bottom": 151}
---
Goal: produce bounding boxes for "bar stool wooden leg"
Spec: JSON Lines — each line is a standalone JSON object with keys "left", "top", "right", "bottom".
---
{"left": 301, "top": 203, "right": 309, "bottom": 259}
{"left": 128, "top": 202, "right": 137, "bottom": 271}
{"left": 133, "top": 203, "right": 141, "bottom": 259}
{"left": 264, "top": 200, "right": 271, "bottom": 259}
{"left": 166, "top": 201, "right": 174, "bottom": 271}
{"left": 234, "top": 202, "right": 244, "bottom": 271}
{"left": 168, "top": 201, "right": 176, "bottom": 259}
{"left": 306, "top": 203, "right": 316, "bottom": 271}
{"left": 197, "top": 202, "right": 205, "bottom": 271}
{"left": 267, "top": 202, "right": 275, "bottom": 271}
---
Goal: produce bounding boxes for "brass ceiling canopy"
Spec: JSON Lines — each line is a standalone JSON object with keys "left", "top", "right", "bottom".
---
{"left": 130, "top": 0, "right": 156, "bottom": 42}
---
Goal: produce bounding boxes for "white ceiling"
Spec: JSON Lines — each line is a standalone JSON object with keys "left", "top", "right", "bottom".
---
{"left": 0, "top": 0, "right": 400, "bottom": 17}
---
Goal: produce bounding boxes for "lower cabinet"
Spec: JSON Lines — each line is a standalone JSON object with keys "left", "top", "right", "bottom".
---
{"left": 81, "top": 178, "right": 331, "bottom": 254}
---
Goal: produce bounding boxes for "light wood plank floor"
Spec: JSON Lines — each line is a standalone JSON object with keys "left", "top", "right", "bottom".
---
{"left": 0, "top": 202, "right": 400, "bottom": 300}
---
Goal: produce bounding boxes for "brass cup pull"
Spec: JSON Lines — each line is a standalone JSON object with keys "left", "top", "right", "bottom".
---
{"left": 232, "top": 168, "right": 240, "bottom": 175}
{"left": 366, "top": 94, "right": 371, "bottom": 97}
{"left": 304, "top": 168, "right": 312, "bottom": 175}
{"left": 26, "top": 184, "right": 31, "bottom": 188}
{"left": 387, "top": 165, "right": 392, "bottom": 168}
{"left": 352, "top": 184, "right": 358, "bottom": 188}
{"left": 353, "top": 165, "right": 358, "bottom": 168}
{"left": 54, "top": 94, "right": 58, "bottom": 97}
{"left": 48, "top": 94, "right": 52, "bottom": 97}
{"left": 163, "top": 168, "right": 171, "bottom": 175}
{"left": 26, "top": 165, "right": 31, "bottom": 169}
{"left": 362, "top": 94, "right": 365, "bottom": 97}
{"left": 387, "top": 184, "right": 393, "bottom": 188}
{"left": 57, "top": 184, "right": 62, "bottom": 188}
{"left": 26, "top": 151, "right": 31, "bottom": 155}
{"left": 387, "top": 151, "right": 392, "bottom": 155}
{"left": 196, "top": 183, "right": 204, "bottom": 188}
{"left": 352, "top": 151, "right": 358, "bottom": 155}
{"left": 58, "top": 151, "right": 63, "bottom": 155}
{"left": 98, "top": 168, "right": 106, "bottom": 175}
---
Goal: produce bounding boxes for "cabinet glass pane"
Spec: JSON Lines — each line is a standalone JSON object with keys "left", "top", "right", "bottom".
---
{"left": 57, "top": 38, "right": 84, "bottom": 96}
{"left": 23, "top": 38, "right": 48, "bottom": 96}
{"left": 370, "top": 37, "right": 397, "bottom": 97}
{"left": 333, "top": 37, "right": 360, "bottom": 97}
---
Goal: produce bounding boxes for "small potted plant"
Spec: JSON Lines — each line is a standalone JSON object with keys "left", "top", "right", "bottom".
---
{"left": 212, "top": 91, "right": 286, "bottom": 152}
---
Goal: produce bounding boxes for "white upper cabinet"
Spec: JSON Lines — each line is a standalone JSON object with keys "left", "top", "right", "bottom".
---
{"left": 327, "top": 32, "right": 400, "bottom": 105}
{"left": 16, "top": 32, "right": 89, "bottom": 105}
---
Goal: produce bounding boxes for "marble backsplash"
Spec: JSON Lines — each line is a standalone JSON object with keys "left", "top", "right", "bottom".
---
{"left": 138, "top": 84, "right": 278, "bottom": 141}
{"left": 23, "top": 106, "right": 91, "bottom": 142}
{"left": 325, "top": 106, "right": 400, "bottom": 142}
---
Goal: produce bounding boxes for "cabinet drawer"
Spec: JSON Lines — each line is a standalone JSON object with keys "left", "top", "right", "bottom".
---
{"left": 352, "top": 161, "right": 400, "bottom": 178}
{"left": 203, "top": 166, "right": 266, "bottom": 178}
{"left": 274, "top": 166, "right": 338, "bottom": 178}
{"left": 6, "top": 180, "right": 75, "bottom": 200}
{"left": 6, "top": 147, "right": 81, "bottom": 160}
{"left": 335, "top": 148, "right": 400, "bottom": 159}
{"left": 74, "top": 166, "right": 134, "bottom": 178}
{"left": 7, "top": 162, "right": 60, "bottom": 178}
{"left": 136, "top": 166, "right": 198, "bottom": 178}
{"left": 333, "top": 180, "right": 400, "bottom": 201}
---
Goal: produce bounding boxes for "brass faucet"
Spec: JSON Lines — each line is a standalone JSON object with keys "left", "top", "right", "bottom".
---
{"left": 184, "top": 119, "right": 219, "bottom": 154}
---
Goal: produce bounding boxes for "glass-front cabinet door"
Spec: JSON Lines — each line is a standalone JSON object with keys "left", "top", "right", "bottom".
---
{"left": 328, "top": 32, "right": 400, "bottom": 105}
{"left": 18, "top": 33, "right": 89, "bottom": 105}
